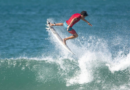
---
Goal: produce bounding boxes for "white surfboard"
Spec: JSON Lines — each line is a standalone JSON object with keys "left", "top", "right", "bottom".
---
{"left": 46, "top": 21, "right": 74, "bottom": 54}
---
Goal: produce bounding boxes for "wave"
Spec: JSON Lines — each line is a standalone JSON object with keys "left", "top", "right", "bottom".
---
{"left": 0, "top": 53, "right": 130, "bottom": 90}
{"left": 0, "top": 19, "right": 130, "bottom": 90}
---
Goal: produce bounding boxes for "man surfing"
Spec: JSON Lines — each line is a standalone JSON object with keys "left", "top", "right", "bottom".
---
{"left": 50, "top": 11, "right": 92, "bottom": 45}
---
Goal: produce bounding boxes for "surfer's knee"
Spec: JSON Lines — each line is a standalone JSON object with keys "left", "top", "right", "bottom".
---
{"left": 73, "top": 34, "right": 78, "bottom": 38}
{"left": 76, "top": 34, "right": 78, "bottom": 38}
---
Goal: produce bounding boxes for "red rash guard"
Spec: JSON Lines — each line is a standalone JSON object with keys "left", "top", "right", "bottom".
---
{"left": 66, "top": 13, "right": 81, "bottom": 27}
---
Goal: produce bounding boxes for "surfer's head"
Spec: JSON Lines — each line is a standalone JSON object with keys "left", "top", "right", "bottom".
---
{"left": 81, "top": 11, "right": 88, "bottom": 18}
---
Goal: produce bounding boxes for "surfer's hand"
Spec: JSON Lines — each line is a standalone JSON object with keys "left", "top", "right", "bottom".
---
{"left": 88, "top": 23, "right": 92, "bottom": 26}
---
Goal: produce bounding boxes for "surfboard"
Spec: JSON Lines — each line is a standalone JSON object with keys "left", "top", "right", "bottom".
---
{"left": 46, "top": 20, "right": 74, "bottom": 54}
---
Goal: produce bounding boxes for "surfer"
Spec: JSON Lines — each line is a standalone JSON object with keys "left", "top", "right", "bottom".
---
{"left": 50, "top": 11, "right": 92, "bottom": 45}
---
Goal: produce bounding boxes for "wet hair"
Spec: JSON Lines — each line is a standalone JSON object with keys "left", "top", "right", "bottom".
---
{"left": 81, "top": 11, "right": 88, "bottom": 16}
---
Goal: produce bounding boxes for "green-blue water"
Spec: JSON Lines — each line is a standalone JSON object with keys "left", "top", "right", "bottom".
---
{"left": 0, "top": 0, "right": 130, "bottom": 90}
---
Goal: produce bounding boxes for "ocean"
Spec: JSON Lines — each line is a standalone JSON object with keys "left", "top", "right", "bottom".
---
{"left": 0, "top": 0, "right": 130, "bottom": 90}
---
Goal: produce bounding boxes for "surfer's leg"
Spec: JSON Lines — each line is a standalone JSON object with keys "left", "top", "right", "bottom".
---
{"left": 63, "top": 33, "right": 78, "bottom": 45}
{"left": 50, "top": 23, "right": 63, "bottom": 26}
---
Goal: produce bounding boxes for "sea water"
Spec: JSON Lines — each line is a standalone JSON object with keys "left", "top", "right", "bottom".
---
{"left": 0, "top": 0, "right": 130, "bottom": 90}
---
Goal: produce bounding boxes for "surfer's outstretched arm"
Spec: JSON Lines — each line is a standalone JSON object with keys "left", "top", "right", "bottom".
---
{"left": 81, "top": 18, "right": 92, "bottom": 26}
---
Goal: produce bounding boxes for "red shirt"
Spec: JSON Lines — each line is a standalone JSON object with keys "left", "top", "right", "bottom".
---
{"left": 66, "top": 13, "right": 81, "bottom": 27}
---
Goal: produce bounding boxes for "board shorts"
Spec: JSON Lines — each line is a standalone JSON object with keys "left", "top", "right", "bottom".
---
{"left": 63, "top": 22, "right": 76, "bottom": 35}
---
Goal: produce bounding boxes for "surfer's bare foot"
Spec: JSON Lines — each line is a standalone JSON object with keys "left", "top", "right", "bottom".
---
{"left": 63, "top": 39, "right": 66, "bottom": 45}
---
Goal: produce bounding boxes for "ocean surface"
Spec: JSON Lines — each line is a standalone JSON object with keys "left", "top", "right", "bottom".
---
{"left": 0, "top": 0, "right": 130, "bottom": 90}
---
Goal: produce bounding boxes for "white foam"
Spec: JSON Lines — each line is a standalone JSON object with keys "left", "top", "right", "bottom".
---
{"left": 106, "top": 52, "right": 130, "bottom": 73}
{"left": 112, "top": 83, "right": 130, "bottom": 90}
{"left": 66, "top": 52, "right": 94, "bottom": 86}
